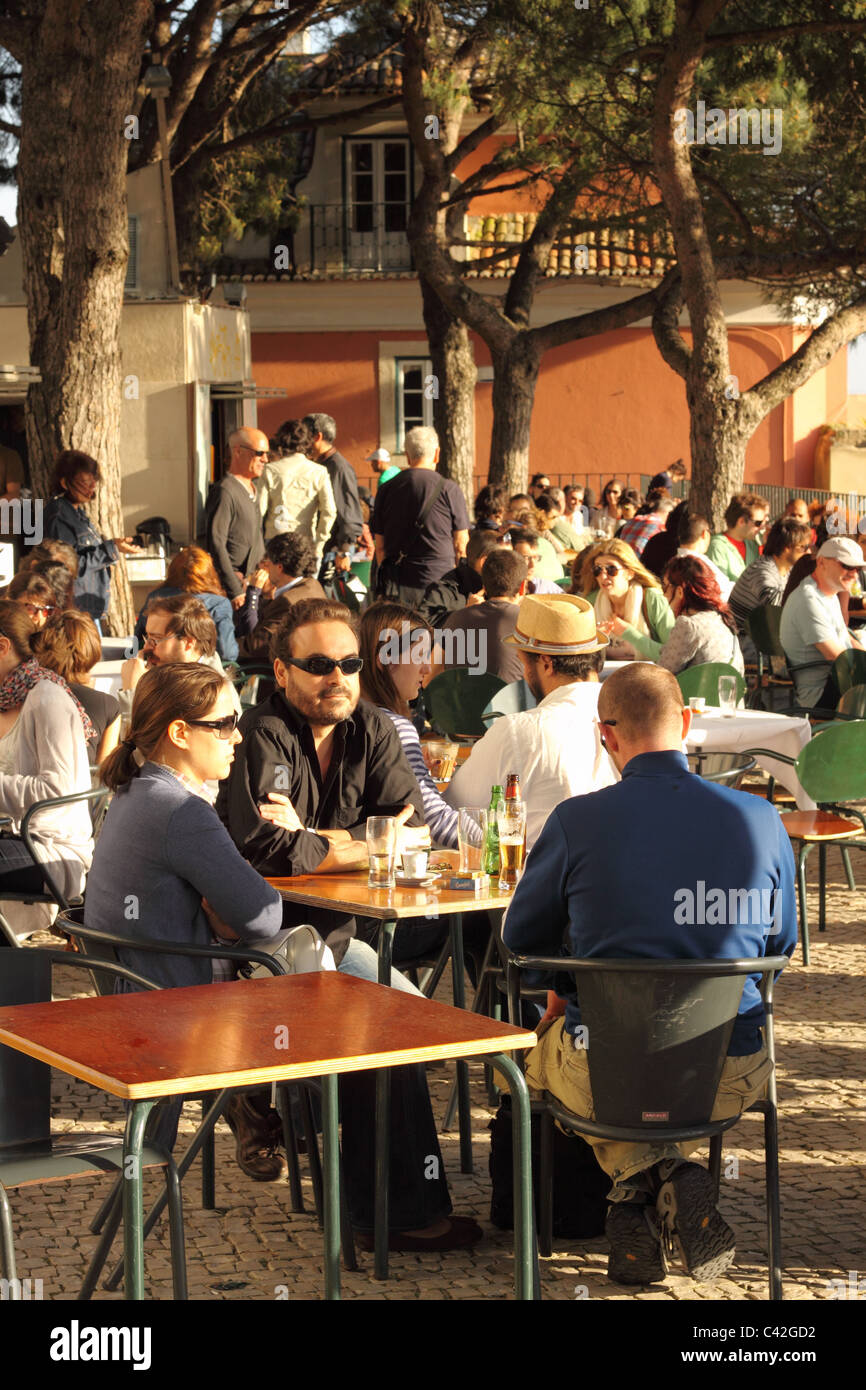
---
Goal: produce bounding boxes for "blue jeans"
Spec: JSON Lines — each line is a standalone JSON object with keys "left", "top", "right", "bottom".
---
{"left": 338, "top": 938, "right": 424, "bottom": 996}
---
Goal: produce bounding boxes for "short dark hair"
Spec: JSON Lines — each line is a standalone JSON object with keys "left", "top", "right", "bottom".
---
{"left": 146, "top": 594, "right": 217, "bottom": 658}
{"left": 474, "top": 483, "right": 507, "bottom": 522}
{"left": 763, "top": 517, "right": 812, "bottom": 559}
{"left": 302, "top": 413, "right": 336, "bottom": 445}
{"left": 678, "top": 511, "right": 711, "bottom": 546}
{"left": 534, "top": 494, "right": 559, "bottom": 515}
{"left": 530, "top": 473, "right": 550, "bottom": 487}
{"left": 724, "top": 492, "right": 768, "bottom": 529}
{"left": 265, "top": 530, "right": 318, "bottom": 578}
{"left": 524, "top": 649, "right": 605, "bottom": 680}
{"left": 29, "top": 560, "right": 73, "bottom": 607}
{"left": 512, "top": 528, "right": 542, "bottom": 549}
{"left": 270, "top": 597, "right": 358, "bottom": 663}
{"left": 482, "top": 549, "right": 528, "bottom": 598}
{"left": 275, "top": 418, "right": 315, "bottom": 456}
{"left": 466, "top": 530, "right": 501, "bottom": 566}
{"left": 52, "top": 449, "right": 100, "bottom": 493}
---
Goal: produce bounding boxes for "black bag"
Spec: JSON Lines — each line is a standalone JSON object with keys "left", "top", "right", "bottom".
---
{"left": 488, "top": 1095, "right": 610, "bottom": 1238}
{"left": 375, "top": 476, "right": 446, "bottom": 599}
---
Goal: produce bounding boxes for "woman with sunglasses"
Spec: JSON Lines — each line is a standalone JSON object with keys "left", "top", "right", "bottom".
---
{"left": 0, "top": 599, "right": 94, "bottom": 942}
{"left": 577, "top": 537, "right": 675, "bottom": 660}
{"left": 43, "top": 450, "right": 138, "bottom": 624}
{"left": 589, "top": 478, "right": 624, "bottom": 537}
{"left": 5, "top": 570, "right": 58, "bottom": 629}
{"left": 657, "top": 554, "right": 745, "bottom": 676}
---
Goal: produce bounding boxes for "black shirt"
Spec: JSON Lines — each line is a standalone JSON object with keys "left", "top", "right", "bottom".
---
{"left": 420, "top": 561, "right": 483, "bottom": 628}
{"left": 371, "top": 468, "right": 470, "bottom": 588}
{"left": 321, "top": 448, "right": 364, "bottom": 549}
{"left": 205, "top": 475, "right": 264, "bottom": 598}
{"left": 70, "top": 682, "right": 120, "bottom": 746}
{"left": 216, "top": 686, "right": 425, "bottom": 889}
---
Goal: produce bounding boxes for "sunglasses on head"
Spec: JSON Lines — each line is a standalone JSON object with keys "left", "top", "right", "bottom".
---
{"left": 593, "top": 564, "right": 622, "bottom": 578}
{"left": 184, "top": 713, "right": 239, "bottom": 740}
{"left": 286, "top": 655, "right": 364, "bottom": 676}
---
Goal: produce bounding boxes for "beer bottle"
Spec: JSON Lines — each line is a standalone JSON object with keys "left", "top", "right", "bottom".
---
{"left": 505, "top": 772, "right": 527, "bottom": 852}
{"left": 483, "top": 784, "right": 504, "bottom": 876}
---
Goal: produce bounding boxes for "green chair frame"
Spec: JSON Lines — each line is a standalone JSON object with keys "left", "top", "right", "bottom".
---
{"left": 832, "top": 648, "right": 866, "bottom": 695}
{"left": 744, "top": 721, "right": 866, "bottom": 963}
{"left": 676, "top": 662, "right": 746, "bottom": 708}
{"left": 423, "top": 668, "right": 507, "bottom": 740}
{"left": 481, "top": 678, "right": 537, "bottom": 728}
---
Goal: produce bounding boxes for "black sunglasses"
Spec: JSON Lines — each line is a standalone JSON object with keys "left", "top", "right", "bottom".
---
{"left": 286, "top": 656, "right": 364, "bottom": 676}
{"left": 184, "top": 713, "right": 239, "bottom": 740}
{"left": 593, "top": 564, "right": 622, "bottom": 578}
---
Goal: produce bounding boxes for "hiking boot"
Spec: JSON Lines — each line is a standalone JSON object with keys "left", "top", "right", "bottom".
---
{"left": 223, "top": 1093, "right": 287, "bottom": 1183}
{"left": 605, "top": 1202, "right": 666, "bottom": 1285}
{"left": 656, "top": 1161, "right": 735, "bottom": 1281}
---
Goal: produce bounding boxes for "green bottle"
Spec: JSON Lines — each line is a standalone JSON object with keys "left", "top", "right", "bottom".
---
{"left": 483, "top": 784, "right": 504, "bottom": 876}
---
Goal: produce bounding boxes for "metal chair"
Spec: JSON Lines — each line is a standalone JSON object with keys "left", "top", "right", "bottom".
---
{"left": 423, "top": 668, "right": 507, "bottom": 740}
{"left": 0, "top": 787, "right": 111, "bottom": 948}
{"left": 480, "top": 678, "right": 537, "bottom": 727}
{"left": 505, "top": 954, "right": 787, "bottom": 1300}
{"left": 746, "top": 606, "right": 796, "bottom": 711}
{"left": 837, "top": 686, "right": 866, "bottom": 719}
{"left": 0, "top": 947, "right": 188, "bottom": 1300}
{"left": 57, "top": 914, "right": 356, "bottom": 1289}
{"left": 686, "top": 751, "right": 756, "bottom": 786}
{"left": 744, "top": 721, "right": 866, "bottom": 963}
{"left": 832, "top": 648, "right": 866, "bottom": 695}
{"left": 676, "top": 662, "right": 746, "bottom": 708}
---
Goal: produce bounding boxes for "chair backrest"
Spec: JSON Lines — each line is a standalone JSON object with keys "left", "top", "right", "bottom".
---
{"left": 570, "top": 959, "right": 775, "bottom": 1129}
{"left": 747, "top": 604, "right": 785, "bottom": 659}
{"left": 686, "top": 751, "right": 756, "bottom": 785}
{"left": 837, "top": 686, "right": 866, "bottom": 720}
{"left": 423, "top": 668, "right": 508, "bottom": 739}
{"left": 60, "top": 905, "right": 119, "bottom": 997}
{"left": 676, "top": 662, "right": 746, "bottom": 707}
{"left": 833, "top": 648, "right": 866, "bottom": 695}
{"left": 480, "top": 678, "right": 537, "bottom": 728}
{"left": 795, "top": 720, "right": 866, "bottom": 803}
{"left": 0, "top": 949, "right": 52, "bottom": 1147}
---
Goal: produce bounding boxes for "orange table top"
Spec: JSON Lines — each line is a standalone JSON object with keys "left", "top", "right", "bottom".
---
{"left": 0, "top": 973, "right": 536, "bottom": 1101}
{"left": 267, "top": 863, "right": 512, "bottom": 920}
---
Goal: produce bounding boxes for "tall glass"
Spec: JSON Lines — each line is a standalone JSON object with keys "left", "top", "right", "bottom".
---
{"left": 718, "top": 675, "right": 739, "bottom": 717}
{"left": 497, "top": 800, "right": 527, "bottom": 892}
{"left": 458, "top": 807, "right": 488, "bottom": 872}
{"left": 366, "top": 816, "right": 397, "bottom": 887}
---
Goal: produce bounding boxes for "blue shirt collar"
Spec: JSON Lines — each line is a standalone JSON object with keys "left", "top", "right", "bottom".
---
{"left": 621, "top": 749, "right": 689, "bottom": 779}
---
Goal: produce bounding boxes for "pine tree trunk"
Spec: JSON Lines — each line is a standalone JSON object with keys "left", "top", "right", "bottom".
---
{"left": 419, "top": 274, "right": 477, "bottom": 501}
{"left": 488, "top": 337, "right": 540, "bottom": 494}
{"left": 687, "top": 374, "right": 747, "bottom": 531}
{"left": 17, "top": 1, "right": 153, "bottom": 635}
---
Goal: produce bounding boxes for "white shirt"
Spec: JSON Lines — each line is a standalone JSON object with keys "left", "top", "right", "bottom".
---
{"left": 676, "top": 547, "right": 734, "bottom": 601}
{"left": 444, "top": 680, "right": 618, "bottom": 851}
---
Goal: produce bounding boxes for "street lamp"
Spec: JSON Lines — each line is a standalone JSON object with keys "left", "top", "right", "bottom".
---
{"left": 143, "top": 61, "right": 181, "bottom": 293}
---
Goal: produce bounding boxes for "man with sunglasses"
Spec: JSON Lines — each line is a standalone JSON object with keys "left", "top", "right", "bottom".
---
{"left": 780, "top": 536, "right": 865, "bottom": 710}
{"left": 218, "top": 597, "right": 484, "bottom": 1252}
{"left": 205, "top": 427, "right": 268, "bottom": 611}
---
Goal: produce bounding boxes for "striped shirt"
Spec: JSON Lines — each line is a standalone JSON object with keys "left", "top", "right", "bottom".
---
{"left": 379, "top": 708, "right": 459, "bottom": 849}
{"left": 729, "top": 555, "right": 787, "bottom": 642}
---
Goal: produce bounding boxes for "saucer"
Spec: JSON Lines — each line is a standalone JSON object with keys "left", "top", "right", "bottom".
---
{"left": 395, "top": 872, "right": 441, "bottom": 888}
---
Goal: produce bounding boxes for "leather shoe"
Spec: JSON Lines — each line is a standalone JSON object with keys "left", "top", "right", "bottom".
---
{"left": 223, "top": 1093, "right": 288, "bottom": 1182}
{"left": 355, "top": 1216, "right": 483, "bottom": 1253}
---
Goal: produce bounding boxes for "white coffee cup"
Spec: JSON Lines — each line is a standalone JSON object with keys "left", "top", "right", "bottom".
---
{"left": 688, "top": 696, "right": 707, "bottom": 713}
{"left": 401, "top": 849, "right": 429, "bottom": 878}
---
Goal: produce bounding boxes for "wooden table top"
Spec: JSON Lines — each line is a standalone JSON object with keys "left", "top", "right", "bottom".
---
{"left": 267, "top": 864, "right": 513, "bottom": 919}
{"left": 0, "top": 973, "right": 536, "bottom": 1101}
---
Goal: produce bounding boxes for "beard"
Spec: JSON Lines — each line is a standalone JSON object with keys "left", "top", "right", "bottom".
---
{"left": 283, "top": 672, "right": 358, "bottom": 726}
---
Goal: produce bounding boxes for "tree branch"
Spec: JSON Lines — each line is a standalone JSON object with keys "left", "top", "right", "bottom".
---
{"left": 533, "top": 268, "right": 679, "bottom": 354}
{"left": 742, "top": 293, "right": 866, "bottom": 428}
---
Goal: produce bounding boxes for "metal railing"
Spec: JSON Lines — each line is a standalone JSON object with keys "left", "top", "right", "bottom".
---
{"left": 307, "top": 203, "right": 413, "bottom": 274}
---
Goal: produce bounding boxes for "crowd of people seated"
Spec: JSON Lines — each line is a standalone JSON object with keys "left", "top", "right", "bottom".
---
{"left": 3, "top": 427, "right": 862, "bottom": 1288}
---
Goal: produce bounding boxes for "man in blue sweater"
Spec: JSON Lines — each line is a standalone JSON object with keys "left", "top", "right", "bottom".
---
{"left": 503, "top": 663, "right": 796, "bottom": 1286}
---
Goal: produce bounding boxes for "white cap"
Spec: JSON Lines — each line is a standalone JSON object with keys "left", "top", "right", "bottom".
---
{"left": 818, "top": 536, "right": 863, "bottom": 565}
{"left": 365, "top": 448, "right": 391, "bottom": 463}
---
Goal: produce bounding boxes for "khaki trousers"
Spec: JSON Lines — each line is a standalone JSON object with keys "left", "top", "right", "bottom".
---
{"left": 524, "top": 1018, "right": 773, "bottom": 1201}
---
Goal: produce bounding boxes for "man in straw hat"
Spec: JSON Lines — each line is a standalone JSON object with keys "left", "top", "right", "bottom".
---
{"left": 445, "top": 594, "right": 617, "bottom": 849}
{"left": 503, "top": 662, "right": 796, "bottom": 1288}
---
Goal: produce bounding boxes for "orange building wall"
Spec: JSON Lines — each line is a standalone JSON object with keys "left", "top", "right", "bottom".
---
{"left": 252, "top": 325, "right": 847, "bottom": 493}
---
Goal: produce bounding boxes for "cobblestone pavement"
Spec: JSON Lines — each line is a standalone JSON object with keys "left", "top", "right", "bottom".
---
{"left": 5, "top": 860, "right": 865, "bottom": 1303}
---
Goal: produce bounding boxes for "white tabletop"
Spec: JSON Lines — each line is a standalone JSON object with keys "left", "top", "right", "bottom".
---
{"left": 686, "top": 708, "right": 814, "bottom": 810}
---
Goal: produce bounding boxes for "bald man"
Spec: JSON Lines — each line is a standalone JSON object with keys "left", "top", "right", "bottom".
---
{"left": 205, "top": 427, "right": 268, "bottom": 608}
{"left": 503, "top": 663, "right": 796, "bottom": 1289}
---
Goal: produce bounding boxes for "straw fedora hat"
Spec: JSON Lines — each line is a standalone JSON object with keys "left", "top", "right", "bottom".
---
{"left": 504, "top": 593, "right": 609, "bottom": 656}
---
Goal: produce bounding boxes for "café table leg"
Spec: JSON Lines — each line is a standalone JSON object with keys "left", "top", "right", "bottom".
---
{"left": 122, "top": 1098, "right": 156, "bottom": 1301}
{"left": 374, "top": 916, "right": 397, "bottom": 1278}
{"left": 487, "top": 1053, "right": 536, "bottom": 1301}
{"left": 450, "top": 913, "right": 473, "bottom": 1174}
{"left": 376, "top": 917, "right": 397, "bottom": 985}
{"left": 321, "top": 1073, "right": 341, "bottom": 1301}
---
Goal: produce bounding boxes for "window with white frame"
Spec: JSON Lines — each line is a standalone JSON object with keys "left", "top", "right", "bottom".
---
{"left": 396, "top": 358, "right": 434, "bottom": 451}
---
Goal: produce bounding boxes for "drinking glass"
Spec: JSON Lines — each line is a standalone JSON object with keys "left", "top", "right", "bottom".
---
{"left": 497, "top": 800, "right": 527, "bottom": 892}
{"left": 718, "top": 675, "right": 739, "bottom": 717}
{"left": 422, "top": 739, "right": 459, "bottom": 782}
{"left": 457, "top": 807, "right": 488, "bottom": 872}
{"left": 366, "top": 816, "right": 397, "bottom": 887}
